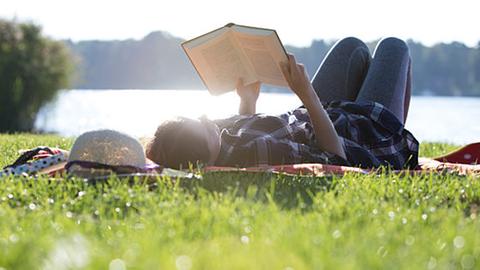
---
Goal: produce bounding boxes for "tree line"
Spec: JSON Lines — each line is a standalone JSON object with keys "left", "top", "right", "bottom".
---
{"left": 69, "top": 32, "right": 480, "bottom": 96}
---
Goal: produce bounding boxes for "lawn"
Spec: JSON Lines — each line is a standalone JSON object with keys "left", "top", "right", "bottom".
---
{"left": 0, "top": 134, "right": 478, "bottom": 270}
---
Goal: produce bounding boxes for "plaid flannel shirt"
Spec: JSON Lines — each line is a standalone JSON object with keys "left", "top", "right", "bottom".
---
{"left": 214, "top": 101, "right": 419, "bottom": 169}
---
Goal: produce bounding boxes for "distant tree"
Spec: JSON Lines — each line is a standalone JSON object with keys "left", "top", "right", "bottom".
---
{"left": 0, "top": 19, "right": 73, "bottom": 132}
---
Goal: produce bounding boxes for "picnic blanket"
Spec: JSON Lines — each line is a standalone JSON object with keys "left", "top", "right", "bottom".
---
{"left": 2, "top": 143, "right": 479, "bottom": 178}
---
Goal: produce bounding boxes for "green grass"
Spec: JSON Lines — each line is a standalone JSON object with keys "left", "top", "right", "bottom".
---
{"left": 0, "top": 134, "right": 478, "bottom": 269}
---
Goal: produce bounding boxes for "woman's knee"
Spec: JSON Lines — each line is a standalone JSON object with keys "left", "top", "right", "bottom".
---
{"left": 325, "top": 37, "right": 371, "bottom": 65}
{"left": 333, "top": 37, "right": 369, "bottom": 53}
{"left": 375, "top": 37, "right": 409, "bottom": 55}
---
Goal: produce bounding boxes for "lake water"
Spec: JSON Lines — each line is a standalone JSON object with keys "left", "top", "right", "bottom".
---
{"left": 35, "top": 90, "right": 480, "bottom": 144}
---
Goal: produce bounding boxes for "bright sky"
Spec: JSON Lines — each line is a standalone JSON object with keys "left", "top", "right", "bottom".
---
{"left": 1, "top": 0, "right": 479, "bottom": 47}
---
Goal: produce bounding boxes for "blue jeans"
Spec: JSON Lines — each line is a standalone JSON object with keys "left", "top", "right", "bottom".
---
{"left": 311, "top": 37, "right": 412, "bottom": 124}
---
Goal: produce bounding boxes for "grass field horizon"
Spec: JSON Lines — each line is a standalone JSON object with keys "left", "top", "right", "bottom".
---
{"left": 1, "top": 134, "right": 478, "bottom": 269}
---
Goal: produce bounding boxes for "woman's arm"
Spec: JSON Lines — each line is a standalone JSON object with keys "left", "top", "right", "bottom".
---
{"left": 280, "top": 54, "right": 347, "bottom": 160}
{"left": 236, "top": 79, "right": 261, "bottom": 115}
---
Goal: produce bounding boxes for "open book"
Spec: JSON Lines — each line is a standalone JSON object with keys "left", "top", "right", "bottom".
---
{"left": 182, "top": 23, "right": 289, "bottom": 95}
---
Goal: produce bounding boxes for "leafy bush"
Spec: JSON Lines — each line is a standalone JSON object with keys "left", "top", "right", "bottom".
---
{"left": 0, "top": 19, "right": 73, "bottom": 132}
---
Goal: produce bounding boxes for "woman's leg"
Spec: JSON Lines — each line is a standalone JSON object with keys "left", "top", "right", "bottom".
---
{"left": 355, "top": 37, "right": 412, "bottom": 124}
{"left": 403, "top": 62, "right": 412, "bottom": 123}
{"left": 311, "top": 37, "right": 372, "bottom": 102}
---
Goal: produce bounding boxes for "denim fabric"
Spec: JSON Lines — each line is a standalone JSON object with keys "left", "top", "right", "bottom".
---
{"left": 311, "top": 37, "right": 412, "bottom": 124}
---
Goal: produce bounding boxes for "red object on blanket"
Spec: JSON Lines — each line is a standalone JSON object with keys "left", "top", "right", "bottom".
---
{"left": 433, "top": 143, "right": 480, "bottom": 165}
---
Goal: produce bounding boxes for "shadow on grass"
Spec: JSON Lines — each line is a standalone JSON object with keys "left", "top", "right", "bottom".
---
{"left": 179, "top": 171, "right": 334, "bottom": 209}
{"left": 70, "top": 171, "right": 336, "bottom": 209}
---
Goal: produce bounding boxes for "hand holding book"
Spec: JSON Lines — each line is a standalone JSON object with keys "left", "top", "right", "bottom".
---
{"left": 236, "top": 78, "right": 261, "bottom": 115}
{"left": 280, "top": 53, "right": 315, "bottom": 102}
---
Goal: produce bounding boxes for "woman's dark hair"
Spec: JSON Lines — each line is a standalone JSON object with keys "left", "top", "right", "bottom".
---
{"left": 145, "top": 117, "right": 210, "bottom": 169}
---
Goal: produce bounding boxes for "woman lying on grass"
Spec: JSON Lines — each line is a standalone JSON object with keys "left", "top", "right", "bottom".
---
{"left": 146, "top": 37, "right": 419, "bottom": 170}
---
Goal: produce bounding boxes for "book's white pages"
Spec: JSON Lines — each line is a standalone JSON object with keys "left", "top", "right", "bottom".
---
{"left": 182, "top": 23, "right": 289, "bottom": 95}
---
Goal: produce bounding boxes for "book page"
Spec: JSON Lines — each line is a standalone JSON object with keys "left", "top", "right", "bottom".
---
{"left": 233, "top": 30, "right": 289, "bottom": 87}
{"left": 183, "top": 32, "right": 256, "bottom": 94}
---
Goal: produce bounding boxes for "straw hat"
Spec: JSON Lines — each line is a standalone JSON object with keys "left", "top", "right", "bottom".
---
{"left": 68, "top": 129, "right": 146, "bottom": 170}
